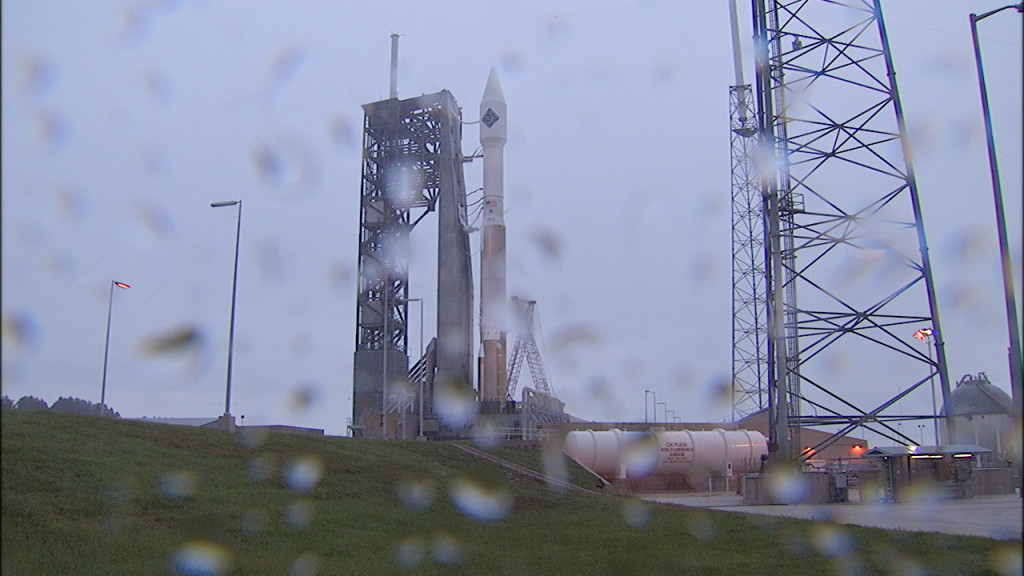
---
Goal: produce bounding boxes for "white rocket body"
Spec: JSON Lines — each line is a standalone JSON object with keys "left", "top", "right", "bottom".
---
{"left": 479, "top": 68, "right": 507, "bottom": 407}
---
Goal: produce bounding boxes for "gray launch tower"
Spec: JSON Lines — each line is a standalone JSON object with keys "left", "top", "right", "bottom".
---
{"left": 350, "top": 90, "right": 474, "bottom": 439}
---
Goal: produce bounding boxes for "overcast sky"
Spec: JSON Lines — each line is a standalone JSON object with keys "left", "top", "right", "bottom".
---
{"left": 2, "top": 1, "right": 1020, "bottom": 438}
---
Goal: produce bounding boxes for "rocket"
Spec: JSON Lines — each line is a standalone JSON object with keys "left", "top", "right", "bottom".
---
{"left": 479, "top": 67, "right": 507, "bottom": 408}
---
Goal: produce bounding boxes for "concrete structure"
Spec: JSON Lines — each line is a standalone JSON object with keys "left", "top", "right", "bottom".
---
{"left": 135, "top": 416, "right": 323, "bottom": 437}
{"left": 643, "top": 492, "right": 1022, "bottom": 541}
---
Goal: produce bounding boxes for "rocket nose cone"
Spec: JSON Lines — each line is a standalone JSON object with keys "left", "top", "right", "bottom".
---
{"left": 480, "top": 66, "right": 507, "bottom": 144}
{"left": 482, "top": 67, "right": 505, "bottom": 104}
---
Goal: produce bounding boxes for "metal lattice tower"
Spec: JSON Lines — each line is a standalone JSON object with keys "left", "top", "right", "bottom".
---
{"left": 351, "top": 91, "right": 473, "bottom": 439}
{"left": 749, "top": 0, "right": 954, "bottom": 461}
{"left": 506, "top": 297, "right": 553, "bottom": 401}
{"left": 730, "top": 83, "right": 768, "bottom": 421}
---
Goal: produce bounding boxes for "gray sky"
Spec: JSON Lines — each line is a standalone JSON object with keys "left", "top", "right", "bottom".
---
{"left": 2, "top": 1, "right": 1020, "bottom": 438}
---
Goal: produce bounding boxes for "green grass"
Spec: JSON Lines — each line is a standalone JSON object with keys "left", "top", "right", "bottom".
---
{"left": 2, "top": 410, "right": 1018, "bottom": 575}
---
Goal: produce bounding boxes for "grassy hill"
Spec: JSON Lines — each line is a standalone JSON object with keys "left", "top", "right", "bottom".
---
{"left": 2, "top": 410, "right": 1018, "bottom": 575}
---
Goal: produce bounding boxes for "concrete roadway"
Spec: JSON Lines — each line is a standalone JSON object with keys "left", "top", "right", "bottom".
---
{"left": 642, "top": 492, "right": 1022, "bottom": 541}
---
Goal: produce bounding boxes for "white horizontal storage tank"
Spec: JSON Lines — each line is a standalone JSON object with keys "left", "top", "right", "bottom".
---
{"left": 652, "top": 429, "right": 767, "bottom": 478}
{"left": 563, "top": 428, "right": 768, "bottom": 483}
{"left": 561, "top": 428, "right": 647, "bottom": 479}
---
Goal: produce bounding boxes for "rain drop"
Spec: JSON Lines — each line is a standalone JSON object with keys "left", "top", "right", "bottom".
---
{"left": 448, "top": 477, "right": 512, "bottom": 523}
{"left": 170, "top": 541, "right": 231, "bottom": 576}
{"left": 283, "top": 455, "right": 323, "bottom": 493}
{"left": 395, "top": 537, "right": 425, "bottom": 569}
{"left": 284, "top": 500, "right": 314, "bottom": 529}
{"left": 158, "top": 471, "right": 196, "bottom": 500}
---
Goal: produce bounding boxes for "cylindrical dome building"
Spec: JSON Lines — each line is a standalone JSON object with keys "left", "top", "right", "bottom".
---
{"left": 940, "top": 372, "right": 1017, "bottom": 467}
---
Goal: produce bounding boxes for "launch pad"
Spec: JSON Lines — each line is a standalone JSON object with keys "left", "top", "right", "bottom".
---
{"left": 348, "top": 49, "right": 566, "bottom": 440}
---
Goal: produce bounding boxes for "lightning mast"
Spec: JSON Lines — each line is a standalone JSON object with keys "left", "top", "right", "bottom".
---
{"left": 730, "top": 0, "right": 768, "bottom": 421}
{"left": 747, "top": 0, "right": 955, "bottom": 462}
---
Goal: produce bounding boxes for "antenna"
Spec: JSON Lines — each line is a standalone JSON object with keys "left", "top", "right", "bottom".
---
{"left": 389, "top": 34, "right": 399, "bottom": 99}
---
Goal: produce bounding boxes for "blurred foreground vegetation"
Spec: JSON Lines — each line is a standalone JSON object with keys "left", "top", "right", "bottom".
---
{"left": 2, "top": 410, "right": 1019, "bottom": 575}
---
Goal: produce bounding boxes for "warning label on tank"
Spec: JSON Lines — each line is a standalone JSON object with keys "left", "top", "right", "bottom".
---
{"left": 660, "top": 441, "right": 693, "bottom": 464}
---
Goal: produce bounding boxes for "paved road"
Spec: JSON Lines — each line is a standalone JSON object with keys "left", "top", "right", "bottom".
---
{"left": 642, "top": 492, "right": 1022, "bottom": 541}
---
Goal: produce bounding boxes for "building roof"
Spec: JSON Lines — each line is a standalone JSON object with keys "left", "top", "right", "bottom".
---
{"left": 864, "top": 444, "right": 991, "bottom": 458}
{"left": 134, "top": 417, "right": 219, "bottom": 427}
{"left": 940, "top": 372, "right": 1014, "bottom": 416}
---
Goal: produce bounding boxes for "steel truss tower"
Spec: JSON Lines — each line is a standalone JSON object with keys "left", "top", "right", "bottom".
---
{"left": 750, "top": 0, "right": 954, "bottom": 461}
{"left": 731, "top": 84, "right": 769, "bottom": 421}
{"left": 506, "top": 297, "right": 554, "bottom": 402}
{"left": 351, "top": 90, "right": 473, "bottom": 439}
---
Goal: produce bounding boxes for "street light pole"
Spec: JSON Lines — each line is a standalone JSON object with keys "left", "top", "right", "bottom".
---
{"left": 915, "top": 327, "right": 941, "bottom": 444}
{"left": 657, "top": 402, "right": 666, "bottom": 423}
{"left": 100, "top": 280, "right": 130, "bottom": 415}
{"left": 644, "top": 389, "right": 650, "bottom": 423}
{"left": 211, "top": 200, "right": 242, "bottom": 419}
{"left": 970, "top": 4, "right": 1024, "bottom": 431}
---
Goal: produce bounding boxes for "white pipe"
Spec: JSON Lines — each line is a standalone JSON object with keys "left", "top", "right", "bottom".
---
{"left": 389, "top": 34, "right": 399, "bottom": 99}
{"left": 728, "top": 0, "right": 746, "bottom": 87}
{"left": 728, "top": 0, "right": 750, "bottom": 122}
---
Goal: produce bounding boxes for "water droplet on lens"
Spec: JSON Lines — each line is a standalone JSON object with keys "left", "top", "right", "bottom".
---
{"left": 811, "top": 525, "right": 854, "bottom": 558}
{"left": 621, "top": 498, "right": 650, "bottom": 528}
{"left": 246, "top": 456, "right": 274, "bottom": 482}
{"left": 395, "top": 537, "right": 425, "bottom": 569}
{"left": 686, "top": 513, "right": 716, "bottom": 542}
{"left": 430, "top": 532, "right": 461, "bottom": 566}
{"left": 158, "top": 471, "right": 196, "bottom": 499}
{"left": 284, "top": 500, "right": 314, "bottom": 529}
{"left": 288, "top": 551, "right": 318, "bottom": 576}
{"left": 170, "top": 540, "right": 231, "bottom": 576}
{"left": 448, "top": 477, "right": 512, "bottom": 522}
{"left": 284, "top": 456, "right": 323, "bottom": 493}
{"left": 238, "top": 426, "right": 267, "bottom": 449}
{"left": 397, "top": 479, "right": 436, "bottom": 511}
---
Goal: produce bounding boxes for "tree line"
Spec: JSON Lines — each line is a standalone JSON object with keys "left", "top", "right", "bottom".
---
{"left": 1, "top": 395, "right": 120, "bottom": 417}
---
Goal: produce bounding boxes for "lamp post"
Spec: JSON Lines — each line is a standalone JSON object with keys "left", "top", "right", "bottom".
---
{"left": 100, "top": 280, "right": 131, "bottom": 415}
{"left": 644, "top": 389, "right": 651, "bottom": 423}
{"left": 657, "top": 402, "right": 667, "bottom": 423}
{"left": 914, "top": 327, "right": 941, "bottom": 444}
{"left": 211, "top": 200, "right": 242, "bottom": 419}
{"left": 970, "top": 3, "right": 1023, "bottom": 429}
